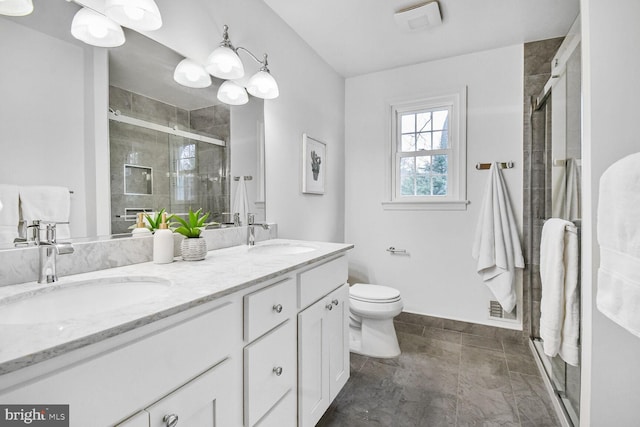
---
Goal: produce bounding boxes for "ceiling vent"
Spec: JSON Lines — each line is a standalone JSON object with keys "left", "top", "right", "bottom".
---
{"left": 394, "top": 1, "right": 442, "bottom": 32}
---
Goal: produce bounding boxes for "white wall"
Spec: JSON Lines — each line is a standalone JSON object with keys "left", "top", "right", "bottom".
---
{"left": 581, "top": 0, "right": 640, "bottom": 424}
{"left": 143, "top": 0, "right": 346, "bottom": 243}
{"left": 345, "top": 45, "right": 524, "bottom": 327}
{"left": 0, "top": 18, "right": 88, "bottom": 239}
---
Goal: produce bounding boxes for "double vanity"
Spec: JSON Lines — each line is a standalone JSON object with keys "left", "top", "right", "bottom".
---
{"left": 0, "top": 239, "right": 353, "bottom": 427}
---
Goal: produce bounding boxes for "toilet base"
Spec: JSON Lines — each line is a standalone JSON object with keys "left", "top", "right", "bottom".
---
{"left": 349, "top": 317, "right": 401, "bottom": 358}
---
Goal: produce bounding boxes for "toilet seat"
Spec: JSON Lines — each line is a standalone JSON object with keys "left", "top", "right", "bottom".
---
{"left": 350, "top": 283, "right": 401, "bottom": 303}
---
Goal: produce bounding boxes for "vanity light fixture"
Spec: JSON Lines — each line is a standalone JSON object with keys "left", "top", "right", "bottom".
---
{"left": 203, "top": 25, "right": 279, "bottom": 104}
{"left": 0, "top": 0, "right": 33, "bottom": 16}
{"left": 173, "top": 58, "right": 212, "bottom": 88}
{"left": 104, "top": 0, "right": 162, "bottom": 32}
{"left": 217, "top": 80, "right": 249, "bottom": 106}
{"left": 71, "top": 7, "right": 125, "bottom": 47}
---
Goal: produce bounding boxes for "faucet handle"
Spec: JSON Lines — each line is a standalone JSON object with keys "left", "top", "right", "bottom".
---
{"left": 45, "top": 223, "right": 57, "bottom": 243}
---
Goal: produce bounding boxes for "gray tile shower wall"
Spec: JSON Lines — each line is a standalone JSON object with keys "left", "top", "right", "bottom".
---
{"left": 108, "top": 86, "right": 230, "bottom": 233}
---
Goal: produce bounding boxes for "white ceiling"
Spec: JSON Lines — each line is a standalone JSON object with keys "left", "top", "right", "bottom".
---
{"left": 263, "top": 0, "right": 580, "bottom": 77}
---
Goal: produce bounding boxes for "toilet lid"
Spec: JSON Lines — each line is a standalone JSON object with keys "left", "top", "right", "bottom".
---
{"left": 350, "top": 283, "right": 401, "bottom": 303}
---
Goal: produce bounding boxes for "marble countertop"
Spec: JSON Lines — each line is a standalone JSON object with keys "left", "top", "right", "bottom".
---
{"left": 0, "top": 239, "right": 353, "bottom": 375}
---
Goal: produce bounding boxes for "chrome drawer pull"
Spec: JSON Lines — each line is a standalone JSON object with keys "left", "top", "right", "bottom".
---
{"left": 332, "top": 299, "right": 339, "bottom": 306}
{"left": 273, "top": 366, "right": 283, "bottom": 376}
{"left": 326, "top": 303, "right": 333, "bottom": 311}
{"left": 273, "top": 304, "right": 283, "bottom": 313}
{"left": 163, "top": 414, "right": 179, "bottom": 427}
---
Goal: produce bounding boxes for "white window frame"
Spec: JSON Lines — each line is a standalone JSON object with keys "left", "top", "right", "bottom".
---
{"left": 383, "top": 87, "right": 468, "bottom": 211}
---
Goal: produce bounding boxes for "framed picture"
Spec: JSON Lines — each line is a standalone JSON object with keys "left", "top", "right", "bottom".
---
{"left": 302, "top": 133, "right": 326, "bottom": 194}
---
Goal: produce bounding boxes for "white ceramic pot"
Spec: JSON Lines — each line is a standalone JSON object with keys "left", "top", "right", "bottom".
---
{"left": 181, "top": 237, "right": 207, "bottom": 261}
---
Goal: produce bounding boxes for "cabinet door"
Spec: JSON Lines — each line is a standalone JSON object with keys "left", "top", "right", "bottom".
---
{"left": 146, "top": 357, "right": 239, "bottom": 427}
{"left": 298, "top": 296, "right": 331, "bottom": 427}
{"left": 328, "top": 283, "right": 350, "bottom": 401}
{"left": 245, "top": 320, "right": 296, "bottom": 427}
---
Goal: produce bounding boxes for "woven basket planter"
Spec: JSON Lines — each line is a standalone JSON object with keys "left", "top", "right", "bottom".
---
{"left": 181, "top": 237, "right": 207, "bottom": 261}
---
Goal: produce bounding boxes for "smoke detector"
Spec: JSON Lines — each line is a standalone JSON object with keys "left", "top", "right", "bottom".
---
{"left": 394, "top": 1, "right": 442, "bottom": 32}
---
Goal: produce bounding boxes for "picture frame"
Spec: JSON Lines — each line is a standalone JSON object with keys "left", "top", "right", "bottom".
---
{"left": 302, "top": 133, "right": 326, "bottom": 194}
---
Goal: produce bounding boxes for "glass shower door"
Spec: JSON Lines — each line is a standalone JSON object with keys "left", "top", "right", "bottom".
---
{"left": 530, "top": 42, "right": 582, "bottom": 426}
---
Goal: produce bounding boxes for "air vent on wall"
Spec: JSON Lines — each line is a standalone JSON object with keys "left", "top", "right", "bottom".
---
{"left": 394, "top": 1, "right": 442, "bottom": 32}
{"left": 489, "top": 300, "right": 517, "bottom": 320}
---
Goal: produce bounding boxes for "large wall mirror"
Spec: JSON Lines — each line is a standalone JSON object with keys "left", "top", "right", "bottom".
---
{"left": 0, "top": 0, "right": 265, "bottom": 248}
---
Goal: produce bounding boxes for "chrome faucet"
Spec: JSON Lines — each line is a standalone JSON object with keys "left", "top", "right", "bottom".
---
{"left": 33, "top": 221, "right": 74, "bottom": 283}
{"left": 247, "top": 213, "right": 270, "bottom": 246}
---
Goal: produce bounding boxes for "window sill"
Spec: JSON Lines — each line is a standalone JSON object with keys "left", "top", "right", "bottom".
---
{"left": 381, "top": 200, "right": 469, "bottom": 211}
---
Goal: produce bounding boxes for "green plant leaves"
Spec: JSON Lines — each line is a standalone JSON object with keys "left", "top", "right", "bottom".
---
{"left": 169, "top": 208, "right": 215, "bottom": 238}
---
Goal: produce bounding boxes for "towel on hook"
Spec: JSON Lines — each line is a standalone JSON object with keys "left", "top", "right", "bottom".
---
{"left": 19, "top": 186, "right": 71, "bottom": 240}
{"left": 232, "top": 177, "right": 250, "bottom": 226}
{"left": 597, "top": 152, "right": 640, "bottom": 338}
{"left": 540, "top": 218, "right": 580, "bottom": 366}
{"left": 0, "top": 184, "right": 20, "bottom": 244}
{"left": 472, "top": 163, "right": 524, "bottom": 313}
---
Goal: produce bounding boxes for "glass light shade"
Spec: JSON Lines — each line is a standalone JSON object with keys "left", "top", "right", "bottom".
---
{"left": 71, "top": 8, "right": 125, "bottom": 48}
{"left": 246, "top": 70, "right": 279, "bottom": 99}
{"left": 217, "top": 81, "right": 249, "bottom": 106}
{"left": 0, "top": 0, "right": 33, "bottom": 16}
{"left": 104, "top": 0, "right": 162, "bottom": 31}
{"left": 206, "top": 46, "right": 244, "bottom": 80}
{"left": 173, "top": 59, "right": 211, "bottom": 88}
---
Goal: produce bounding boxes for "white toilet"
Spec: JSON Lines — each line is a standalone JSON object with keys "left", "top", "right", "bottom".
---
{"left": 349, "top": 283, "right": 403, "bottom": 358}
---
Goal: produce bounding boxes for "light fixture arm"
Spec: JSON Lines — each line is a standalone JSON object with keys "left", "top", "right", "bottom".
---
{"left": 235, "top": 47, "right": 269, "bottom": 71}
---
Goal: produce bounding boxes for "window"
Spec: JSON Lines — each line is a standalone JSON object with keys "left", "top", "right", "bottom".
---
{"left": 385, "top": 89, "right": 467, "bottom": 210}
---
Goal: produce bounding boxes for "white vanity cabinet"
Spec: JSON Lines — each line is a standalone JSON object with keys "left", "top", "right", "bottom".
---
{"left": 0, "top": 245, "right": 352, "bottom": 427}
{"left": 297, "top": 256, "right": 350, "bottom": 427}
{"left": 0, "top": 299, "right": 244, "bottom": 427}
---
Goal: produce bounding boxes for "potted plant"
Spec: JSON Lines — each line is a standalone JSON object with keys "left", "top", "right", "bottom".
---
{"left": 170, "top": 208, "right": 216, "bottom": 261}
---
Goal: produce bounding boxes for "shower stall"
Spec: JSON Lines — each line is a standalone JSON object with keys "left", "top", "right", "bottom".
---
{"left": 525, "top": 19, "right": 582, "bottom": 427}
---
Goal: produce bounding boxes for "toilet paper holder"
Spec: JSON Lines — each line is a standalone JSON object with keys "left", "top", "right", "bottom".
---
{"left": 386, "top": 246, "right": 407, "bottom": 254}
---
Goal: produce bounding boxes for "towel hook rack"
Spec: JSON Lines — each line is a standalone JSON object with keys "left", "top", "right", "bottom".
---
{"left": 475, "top": 162, "right": 514, "bottom": 170}
{"left": 233, "top": 175, "right": 253, "bottom": 181}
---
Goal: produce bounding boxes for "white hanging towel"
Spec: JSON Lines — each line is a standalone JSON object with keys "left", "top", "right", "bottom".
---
{"left": 19, "top": 186, "right": 71, "bottom": 240}
{"left": 597, "top": 152, "right": 640, "bottom": 338}
{"left": 472, "top": 163, "right": 524, "bottom": 313}
{"left": 232, "top": 177, "right": 250, "bottom": 226}
{"left": 540, "top": 218, "right": 580, "bottom": 366}
{"left": 0, "top": 184, "right": 20, "bottom": 244}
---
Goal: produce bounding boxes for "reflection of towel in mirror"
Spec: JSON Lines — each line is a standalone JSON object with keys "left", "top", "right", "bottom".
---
{"left": 540, "top": 218, "right": 579, "bottom": 366}
{"left": 0, "top": 184, "right": 20, "bottom": 244}
{"left": 597, "top": 152, "right": 640, "bottom": 338}
{"left": 19, "top": 186, "right": 71, "bottom": 240}
{"left": 472, "top": 163, "right": 524, "bottom": 313}
{"left": 552, "top": 159, "right": 581, "bottom": 221}
{"left": 232, "top": 177, "right": 250, "bottom": 226}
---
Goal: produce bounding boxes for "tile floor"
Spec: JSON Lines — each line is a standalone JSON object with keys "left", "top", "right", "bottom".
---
{"left": 317, "top": 321, "right": 561, "bottom": 427}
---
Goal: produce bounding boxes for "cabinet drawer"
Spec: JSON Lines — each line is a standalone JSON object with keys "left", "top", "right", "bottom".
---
{"left": 298, "top": 256, "right": 348, "bottom": 309}
{"left": 244, "top": 277, "right": 296, "bottom": 342}
{"left": 254, "top": 390, "right": 297, "bottom": 427}
{"left": 244, "top": 321, "right": 296, "bottom": 427}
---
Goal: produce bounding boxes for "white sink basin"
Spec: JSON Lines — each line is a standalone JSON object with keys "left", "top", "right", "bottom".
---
{"left": 249, "top": 242, "right": 316, "bottom": 255}
{"left": 0, "top": 276, "right": 171, "bottom": 325}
